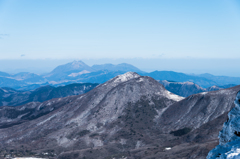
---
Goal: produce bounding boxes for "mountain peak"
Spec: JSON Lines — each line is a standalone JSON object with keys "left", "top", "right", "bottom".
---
{"left": 71, "top": 60, "right": 86, "bottom": 67}
{"left": 47, "top": 60, "right": 94, "bottom": 79}
{"left": 110, "top": 72, "right": 140, "bottom": 84}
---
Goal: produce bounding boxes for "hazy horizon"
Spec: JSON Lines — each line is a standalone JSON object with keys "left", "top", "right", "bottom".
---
{"left": 1, "top": 0, "right": 240, "bottom": 76}
{"left": 0, "top": 58, "right": 240, "bottom": 77}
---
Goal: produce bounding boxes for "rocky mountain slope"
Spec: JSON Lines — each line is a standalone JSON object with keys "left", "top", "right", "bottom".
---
{"left": 0, "top": 83, "right": 98, "bottom": 106}
{"left": 0, "top": 73, "right": 240, "bottom": 159}
{"left": 153, "top": 85, "right": 240, "bottom": 159}
{"left": 159, "top": 86, "right": 239, "bottom": 133}
{"left": 0, "top": 72, "right": 183, "bottom": 158}
{"left": 0, "top": 72, "right": 239, "bottom": 159}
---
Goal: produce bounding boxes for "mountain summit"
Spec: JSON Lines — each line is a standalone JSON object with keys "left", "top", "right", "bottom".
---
{"left": 50, "top": 60, "right": 94, "bottom": 74}
{"left": 45, "top": 60, "right": 94, "bottom": 80}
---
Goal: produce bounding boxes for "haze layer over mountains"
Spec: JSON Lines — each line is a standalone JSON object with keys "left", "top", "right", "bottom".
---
{"left": 0, "top": 60, "right": 239, "bottom": 90}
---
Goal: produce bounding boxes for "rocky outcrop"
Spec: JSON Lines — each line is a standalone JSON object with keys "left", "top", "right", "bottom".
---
{"left": 207, "top": 91, "right": 240, "bottom": 159}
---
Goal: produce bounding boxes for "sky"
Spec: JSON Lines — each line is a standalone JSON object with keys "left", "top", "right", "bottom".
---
{"left": 0, "top": 0, "right": 240, "bottom": 76}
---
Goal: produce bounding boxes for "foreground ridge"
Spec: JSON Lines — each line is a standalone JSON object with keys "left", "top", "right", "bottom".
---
{"left": 0, "top": 72, "right": 183, "bottom": 158}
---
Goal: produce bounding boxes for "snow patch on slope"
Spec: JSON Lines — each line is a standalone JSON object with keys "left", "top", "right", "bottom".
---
{"left": 68, "top": 70, "right": 90, "bottom": 77}
{"left": 166, "top": 91, "right": 184, "bottom": 101}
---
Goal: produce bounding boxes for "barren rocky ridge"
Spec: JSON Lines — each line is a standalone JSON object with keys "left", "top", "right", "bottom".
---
{"left": 0, "top": 72, "right": 239, "bottom": 159}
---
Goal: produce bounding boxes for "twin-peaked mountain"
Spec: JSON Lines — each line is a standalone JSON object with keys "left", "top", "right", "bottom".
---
{"left": 0, "top": 72, "right": 239, "bottom": 158}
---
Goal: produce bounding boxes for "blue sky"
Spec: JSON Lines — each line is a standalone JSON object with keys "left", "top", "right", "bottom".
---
{"left": 0, "top": 0, "right": 240, "bottom": 75}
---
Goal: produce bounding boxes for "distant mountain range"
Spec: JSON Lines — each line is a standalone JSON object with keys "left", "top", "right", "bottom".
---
{"left": 0, "top": 60, "right": 240, "bottom": 89}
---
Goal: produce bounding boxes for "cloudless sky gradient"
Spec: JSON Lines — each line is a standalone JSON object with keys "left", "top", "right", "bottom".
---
{"left": 0, "top": 0, "right": 240, "bottom": 75}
